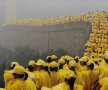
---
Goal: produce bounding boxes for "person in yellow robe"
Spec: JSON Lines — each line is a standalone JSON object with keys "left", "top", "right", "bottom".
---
{"left": 46, "top": 56, "right": 52, "bottom": 63}
{"left": 49, "top": 61, "right": 59, "bottom": 87}
{"left": 58, "top": 59, "right": 67, "bottom": 83}
{"left": 82, "top": 60, "right": 99, "bottom": 90}
{"left": 6, "top": 65, "right": 37, "bottom": 90}
{"left": 35, "top": 59, "right": 46, "bottom": 89}
{"left": 40, "top": 62, "right": 51, "bottom": 88}
{"left": 26, "top": 60, "right": 36, "bottom": 83}
{"left": 52, "top": 70, "right": 83, "bottom": 90}
{"left": 79, "top": 57, "right": 88, "bottom": 71}
{"left": 51, "top": 55, "right": 57, "bottom": 61}
{"left": 69, "top": 60, "right": 82, "bottom": 85}
{"left": 4, "top": 62, "right": 19, "bottom": 88}
{"left": 99, "top": 51, "right": 108, "bottom": 75}
{"left": 99, "top": 77, "right": 108, "bottom": 90}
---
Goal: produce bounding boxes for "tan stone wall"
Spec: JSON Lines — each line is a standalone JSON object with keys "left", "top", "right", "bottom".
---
{"left": 0, "top": 22, "right": 91, "bottom": 56}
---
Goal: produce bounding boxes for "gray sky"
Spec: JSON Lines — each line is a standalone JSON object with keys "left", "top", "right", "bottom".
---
{"left": 0, "top": 0, "right": 108, "bottom": 24}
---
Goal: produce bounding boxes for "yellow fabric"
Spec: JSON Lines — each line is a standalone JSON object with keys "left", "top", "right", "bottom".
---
{"left": 41, "top": 87, "right": 51, "bottom": 90}
{"left": 80, "top": 66, "right": 87, "bottom": 71}
{"left": 58, "top": 69, "right": 66, "bottom": 83}
{"left": 46, "top": 56, "right": 51, "bottom": 60}
{"left": 104, "top": 52, "right": 108, "bottom": 60}
{"left": 87, "top": 61, "right": 94, "bottom": 66}
{"left": 50, "top": 71, "right": 59, "bottom": 87}
{"left": 25, "top": 79, "right": 37, "bottom": 90}
{"left": 11, "top": 62, "right": 19, "bottom": 67}
{"left": 43, "top": 63, "right": 48, "bottom": 67}
{"left": 99, "top": 68, "right": 108, "bottom": 80}
{"left": 36, "top": 59, "right": 45, "bottom": 66}
{"left": 13, "top": 66, "right": 25, "bottom": 75}
{"left": 82, "top": 70, "right": 99, "bottom": 90}
{"left": 27, "top": 72, "right": 36, "bottom": 83}
{"left": 74, "top": 84, "right": 83, "bottom": 90}
{"left": 99, "top": 61, "right": 106, "bottom": 74}
{"left": 6, "top": 79, "right": 24, "bottom": 90}
{"left": 6, "top": 79, "right": 37, "bottom": 90}
{"left": 81, "top": 71, "right": 90, "bottom": 89}
{"left": 61, "top": 56, "right": 65, "bottom": 60}
{"left": 63, "top": 64, "right": 69, "bottom": 71}
{"left": 35, "top": 71, "right": 42, "bottom": 88}
{"left": 40, "top": 70, "right": 51, "bottom": 88}
{"left": 58, "top": 59, "right": 65, "bottom": 65}
{"left": 75, "top": 56, "right": 79, "bottom": 59}
{"left": 52, "top": 82, "right": 83, "bottom": 90}
{"left": 76, "top": 63, "right": 81, "bottom": 71}
{"left": 28, "top": 60, "right": 36, "bottom": 67}
{"left": 4, "top": 70, "right": 14, "bottom": 88}
{"left": 52, "top": 82, "right": 69, "bottom": 90}
{"left": 100, "top": 80, "right": 108, "bottom": 90}
{"left": 52, "top": 86, "right": 64, "bottom": 90}
{"left": 94, "top": 64, "right": 99, "bottom": 70}
{"left": 99, "top": 77, "right": 108, "bottom": 86}
{"left": 49, "top": 61, "right": 58, "bottom": 68}
{"left": 51, "top": 55, "right": 57, "bottom": 60}
{"left": 75, "top": 71, "right": 82, "bottom": 85}
{"left": 65, "top": 70, "right": 75, "bottom": 79}
{"left": 0, "top": 88, "right": 6, "bottom": 90}
{"left": 26, "top": 68, "right": 29, "bottom": 72}
{"left": 69, "top": 61, "right": 77, "bottom": 68}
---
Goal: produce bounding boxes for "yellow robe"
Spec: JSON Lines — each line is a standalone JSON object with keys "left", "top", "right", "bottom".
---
{"left": 50, "top": 71, "right": 59, "bottom": 87}
{"left": 41, "top": 87, "right": 51, "bottom": 90}
{"left": 75, "top": 71, "right": 83, "bottom": 85}
{"left": 0, "top": 88, "right": 6, "bottom": 90}
{"left": 63, "top": 64, "right": 69, "bottom": 71}
{"left": 4, "top": 70, "right": 14, "bottom": 88}
{"left": 27, "top": 71, "right": 36, "bottom": 83}
{"left": 35, "top": 71, "right": 42, "bottom": 88}
{"left": 82, "top": 70, "right": 98, "bottom": 90}
{"left": 40, "top": 70, "right": 51, "bottom": 88}
{"left": 58, "top": 69, "right": 66, "bottom": 83}
{"left": 100, "top": 80, "right": 108, "bottom": 90}
{"left": 6, "top": 79, "right": 37, "bottom": 90}
{"left": 52, "top": 82, "right": 83, "bottom": 90}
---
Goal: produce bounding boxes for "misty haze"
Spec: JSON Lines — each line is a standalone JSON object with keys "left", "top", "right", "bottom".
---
{"left": 0, "top": 0, "right": 107, "bottom": 90}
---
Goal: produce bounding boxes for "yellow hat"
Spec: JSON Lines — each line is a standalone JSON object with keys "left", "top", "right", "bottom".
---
{"left": 69, "top": 61, "right": 77, "bottom": 68}
{"left": 67, "top": 57, "right": 74, "bottom": 61}
{"left": 64, "top": 55, "right": 69, "bottom": 60}
{"left": 65, "top": 70, "right": 75, "bottom": 79}
{"left": 49, "top": 61, "right": 58, "bottom": 68}
{"left": 46, "top": 56, "right": 51, "bottom": 60}
{"left": 13, "top": 65, "right": 25, "bottom": 75}
{"left": 80, "top": 57, "right": 87, "bottom": 62}
{"left": 104, "top": 52, "right": 108, "bottom": 60}
{"left": 11, "top": 62, "right": 19, "bottom": 67}
{"left": 58, "top": 59, "right": 65, "bottom": 64}
{"left": 28, "top": 60, "right": 36, "bottom": 66}
{"left": 36, "top": 59, "right": 45, "bottom": 66}
{"left": 43, "top": 62, "right": 48, "bottom": 67}
{"left": 51, "top": 55, "right": 57, "bottom": 60}
{"left": 87, "top": 60, "right": 94, "bottom": 66}
{"left": 61, "top": 56, "right": 65, "bottom": 60}
{"left": 75, "top": 56, "right": 79, "bottom": 59}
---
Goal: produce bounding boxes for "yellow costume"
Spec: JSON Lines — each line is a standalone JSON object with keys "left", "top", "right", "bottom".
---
{"left": 6, "top": 65, "right": 37, "bottom": 90}
{"left": 4, "top": 62, "right": 19, "bottom": 88}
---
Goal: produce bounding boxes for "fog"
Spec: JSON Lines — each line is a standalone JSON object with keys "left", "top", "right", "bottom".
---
{"left": 0, "top": 0, "right": 107, "bottom": 87}
{"left": 0, "top": 0, "right": 108, "bottom": 25}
